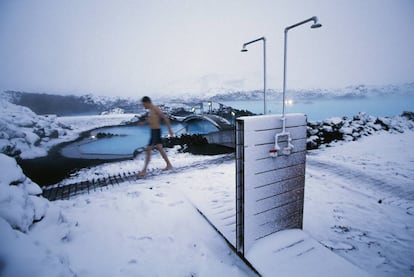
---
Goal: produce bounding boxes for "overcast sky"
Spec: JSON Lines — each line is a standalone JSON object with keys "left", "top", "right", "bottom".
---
{"left": 0, "top": 0, "right": 413, "bottom": 98}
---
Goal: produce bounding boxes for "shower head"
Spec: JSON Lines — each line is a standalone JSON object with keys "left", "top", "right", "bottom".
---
{"left": 311, "top": 16, "right": 322, "bottom": 29}
{"left": 311, "top": 22, "right": 322, "bottom": 29}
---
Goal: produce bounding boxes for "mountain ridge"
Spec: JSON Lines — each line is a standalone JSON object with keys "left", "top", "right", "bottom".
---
{"left": 3, "top": 82, "right": 414, "bottom": 115}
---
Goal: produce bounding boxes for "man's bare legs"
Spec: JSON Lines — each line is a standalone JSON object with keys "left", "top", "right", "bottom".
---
{"left": 138, "top": 146, "right": 152, "bottom": 176}
{"left": 138, "top": 144, "right": 172, "bottom": 176}
{"left": 156, "top": 144, "right": 173, "bottom": 171}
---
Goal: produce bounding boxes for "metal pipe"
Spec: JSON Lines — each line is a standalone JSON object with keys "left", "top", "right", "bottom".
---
{"left": 285, "top": 16, "right": 321, "bottom": 32}
{"left": 282, "top": 16, "right": 322, "bottom": 132}
{"left": 242, "top": 37, "right": 266, "bottom": 49}
{"left": 241, "top": 37, "right": 267, "bottom": 114}
{"left": 282, "top": 30, "right": 288, "bottom": 132}
{"left": 263, "top": 38, "right": 267, "bottom": 115}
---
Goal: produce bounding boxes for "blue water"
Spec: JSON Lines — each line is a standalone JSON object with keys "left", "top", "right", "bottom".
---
{"left": 79, "top": 120, "right": 219, "bottom": 155}
{"left": 221, "top": 94, "right": 414, "bottom": 121}
{"left": 74, "top": 95, "right": 414, "bottom": 156}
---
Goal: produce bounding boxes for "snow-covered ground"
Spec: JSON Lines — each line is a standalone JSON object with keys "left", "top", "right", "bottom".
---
{"left": 1, "top": 96, "right": 413, "bottom": 276}
{"left": 2, "top": 129, "right": 413, "bottom": 276}
{"left": 0, "top": 150, "right": 253, "bottom": 276}
{"left": 305, "top": 131, "right": 414, "bottom": 277}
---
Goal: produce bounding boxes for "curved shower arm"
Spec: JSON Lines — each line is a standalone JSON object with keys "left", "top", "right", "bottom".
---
{"left": 284, "top": 16, "right": 319, "bottom": 33}
{"left": 242, "top": 37, "right": 266, "bottom": 49}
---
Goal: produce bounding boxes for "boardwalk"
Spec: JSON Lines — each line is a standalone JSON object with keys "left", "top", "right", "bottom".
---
{"left": 42, "top": 171, "right": 139, "bottom": 201}
{"left": 41, "top": 155, "right": 235, "bottom": 201}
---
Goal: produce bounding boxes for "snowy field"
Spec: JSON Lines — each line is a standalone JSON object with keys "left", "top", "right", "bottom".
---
{"left": 2, "top": 130, "right": 413, "bottom": 276}
{"left": 1, "top": 97, "right": 413, "bottom": 276}
{"left": 305, "top": 131, "right": 414, "bottom": 276}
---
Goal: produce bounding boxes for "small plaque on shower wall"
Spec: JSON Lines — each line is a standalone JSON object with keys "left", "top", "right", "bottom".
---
{"left": 236, "top": 114, "right": 307, "bottom": 254}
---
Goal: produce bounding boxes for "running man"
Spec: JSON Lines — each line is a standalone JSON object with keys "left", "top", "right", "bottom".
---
{"left": 138, "top": 96, "right": 174, "bottom": 176}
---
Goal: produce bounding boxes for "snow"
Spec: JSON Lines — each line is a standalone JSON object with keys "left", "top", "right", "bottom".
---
{"left": 325, "top": 117, "right": 343, "bottom": 125}
{"left": 31, "top": 185, "right": 250, "bottom": 277}
{"left": 246, "top": 229, "right": 369, "bottom": 277}
{"left": 0, "top": 154, "right": 48, "bottom": 232}
{"left": 56, "top": 113, "right": 137, "bottom": 136}
{"left": 305, "top": 131, "right": 414, "bottom": 277}
{"left": 1, "top": 95, "right": 413, "bottom": 276}
{"left": 4, "top": 129, "right": 408, "bottom": 276}
{"left": 0, "top": 217, "right": 74, "bottom": 277}
{"left": 1, "top": 152, "right": 252, "bottom": 276}
{"left": 0, "top": 93, "right": 137, "bottom": 159}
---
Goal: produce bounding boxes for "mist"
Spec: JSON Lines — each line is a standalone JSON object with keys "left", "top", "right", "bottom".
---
{"left": 0, "top": 0, "right": 413, "bottom": 98}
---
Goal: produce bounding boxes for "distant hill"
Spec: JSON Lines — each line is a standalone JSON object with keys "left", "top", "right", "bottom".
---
{"left": 208, "top": 83, "right": 414, "bottom": 102}
{"left": 4, "top": 82, "right": 414, "bottom": 115}
{"left": 4, "top": 91, "right": 142, "bottom": 116}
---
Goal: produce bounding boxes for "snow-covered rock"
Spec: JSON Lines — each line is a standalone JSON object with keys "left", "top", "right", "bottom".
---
{"left": 307, "top": 135, "right": 320, "bottom": 149}
{"left": 324, "top": 117, "right": 343, "bottom": 126}
{"left": 0, "top": 95, "right": 72, "bottom": 158}
{"left": 339, "top": 126, "right": 354, "bottom": 135}
{"left": 0, "top": 153, "right": 72, "bottom": 276}
{"left": 322, "top": 125, "right": 333, "bottom": 133}
{"left": 0, "top": 154, "right": 48, "bottom": 232}
{"left": 306, "top": 112, "right": 414, "bottom": 150}
{"left": 100, "top": 107, "right": 125, "bottom": 115}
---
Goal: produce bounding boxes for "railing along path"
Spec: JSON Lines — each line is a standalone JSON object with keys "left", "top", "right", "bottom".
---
{"left": 42, "top": 154, "right": 234, "bottom": 201}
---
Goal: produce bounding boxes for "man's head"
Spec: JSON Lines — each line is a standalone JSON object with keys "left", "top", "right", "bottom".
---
{"left": 141, "top": 96, "right": 152, "bottom": 109}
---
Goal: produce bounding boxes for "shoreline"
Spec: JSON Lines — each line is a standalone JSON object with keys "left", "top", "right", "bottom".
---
{"left": 17, "top": 111, "right": 414, "bottom": 187}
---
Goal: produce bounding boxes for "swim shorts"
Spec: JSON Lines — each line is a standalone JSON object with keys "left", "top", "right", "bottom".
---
{"left": 148, "top": 128, "right": 162, "bottom": 146}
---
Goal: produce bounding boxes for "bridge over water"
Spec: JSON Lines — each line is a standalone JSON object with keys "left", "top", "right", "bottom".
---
{"left": 179, "top": 114, "right": 235, "bottom": 148}
{"left": 181, "top": 114, "right": 234, "bottom": 131}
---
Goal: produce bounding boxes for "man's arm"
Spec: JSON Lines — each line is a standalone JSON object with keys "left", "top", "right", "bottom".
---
{"left": 155, "top": 106, "right": 174, "bottom": 137}
{"left": 137, "top": 113, "right": 148, "bottom": 126}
